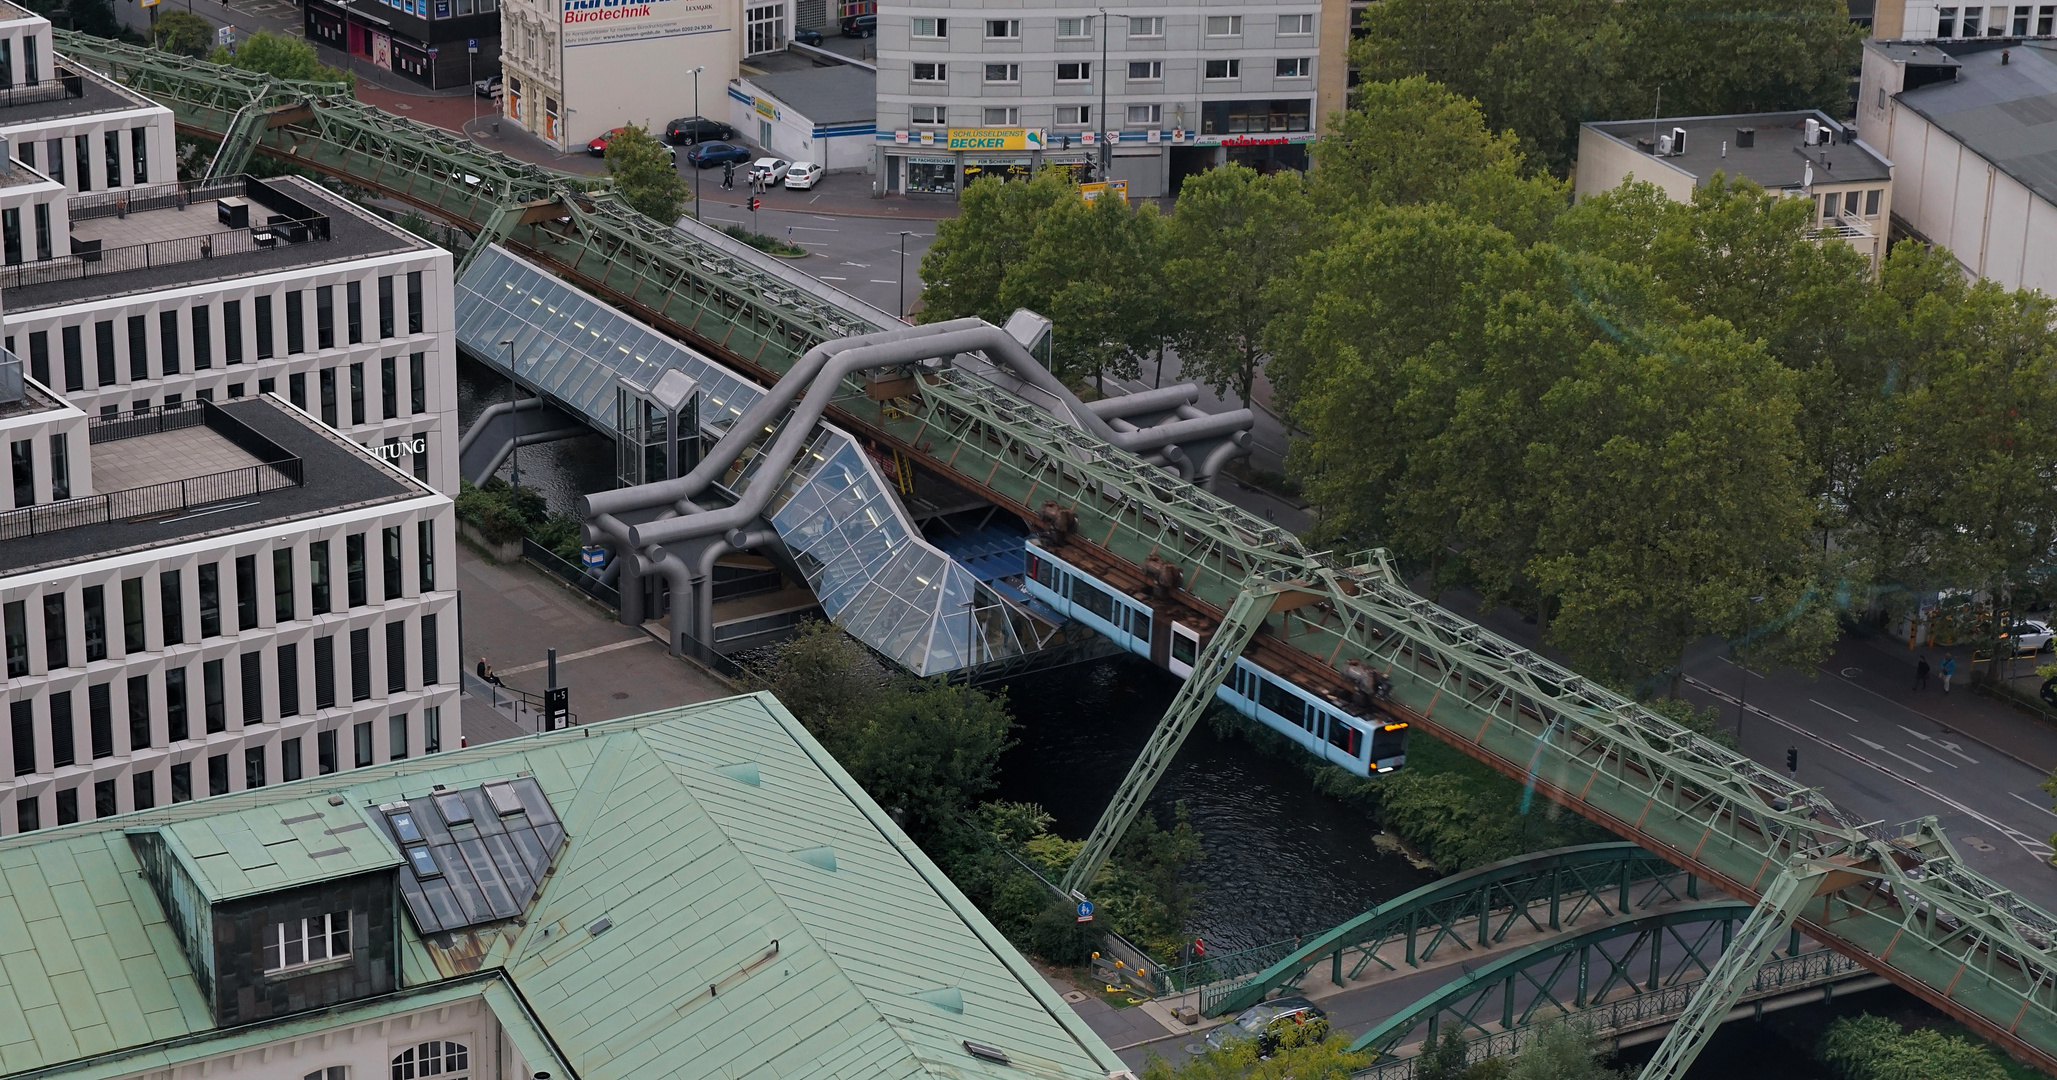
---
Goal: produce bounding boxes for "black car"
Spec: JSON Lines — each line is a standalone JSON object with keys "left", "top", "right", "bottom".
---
{"left": 793, "top": 26, "right": 824, "bottom": 44}
{"left": 840, "top": 13, "right": 876, "bottom": 36}
{"left": 665, "top": 116, "right": 738, "bottom": 146}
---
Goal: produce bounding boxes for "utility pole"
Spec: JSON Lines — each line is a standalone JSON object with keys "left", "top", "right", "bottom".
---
{"left": 690, "top": 65, "right": 705, "bottom": 220}
{"left": 499, "top": 337, "right": 520, "bottom": 490}
{"left": 1098, "top": 7, "right": 1110, "bottom": 179}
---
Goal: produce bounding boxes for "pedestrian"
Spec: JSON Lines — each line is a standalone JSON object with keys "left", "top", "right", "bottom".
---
{"left": 1915, "top": 655, "right": 1932, "bottom": 691}
{"left": 1940, "top": 653, "right": 1957, "bottom": 694}
{"left": 477, "top": 656, "right": 489, "bottom": 680}
{"left": 722, "top": 162, "right": 734, "bottom": 190}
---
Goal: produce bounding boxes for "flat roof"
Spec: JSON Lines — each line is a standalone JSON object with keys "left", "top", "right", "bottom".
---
{"left": 745, "top": 65, "right": 878, "bottom": 126}
{"left": 0, "top": 54, "right": 165, "bottom": 128}
{"left": 0, "top": 396, "right": 424, "bottom": 575}
{"left": 0, "top": 693, "right": 1126, "bottom": 1080}
{"left": 1887, "top": 39, "right": 2057, "bottom": 208}
{"left": 4, "top": 175, "right": 433, "bottom": 313}
{"left": 1585, "top": 109, "right": 1893, "bottom": 188}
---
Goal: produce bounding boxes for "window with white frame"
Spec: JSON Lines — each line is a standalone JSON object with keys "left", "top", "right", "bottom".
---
{"left": 1276, "top": 57, "right": 1309, "bottom": 77}
{"left": 986, "top": 18, "right": 1020, "bottom": 38}
{"left": 909, "top": 104, "right": 948, "bottom": 125}
{"left": 1206, "top": 15, "right": 1243, "bottom": 35}
{"left": 304, "top": 1069, "right": 347, "bottom": 1080}
{"left": 263, "top": 911, "right": 351, "bottom": 973}
{"left": 1128, "top": 60, "right": 1162, "bottom": 80}
{"left": 912, "top": 61, "right": 946, "bottom": 81}
{"left": 1279, "top": 13, "right": 1313, "bottom": 33}
{"left": 911, "top": 16, "right": 947, "bottom": 37}
{"left": 1204, "top": 58, "right": 1241, "bottom": 78}
{"left": 984, "top": 62, "right": 1020, "bottom": 82}
{"left": 1056, "top": 104, "right": 1091, "bottom": 125}
{"left": 1126, "top": 104, "right": 1162, "bottom": 125}
{"left": 1057, "top": 61, "right": 1092, "bottom": 81}
{"left": 1129, "top": 15, "right": 1164, "bottom": 36}
{"left": 745, "top": 3, "right": 785, "bottom": 55}
{"left": 1057, "top": 16, "right": 1092, "bottom": 37}
{"left": 390, "top": 1042, "right": 468, "bottom": 1080}
{"left": 984, "top": 106, "right": 1021, "bottom": 124}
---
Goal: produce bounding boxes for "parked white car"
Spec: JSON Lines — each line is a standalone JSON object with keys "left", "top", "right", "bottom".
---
{"left": 746, "top": 157, "right": 792, "bottom": 184}
{"left": 783, "top": 162, "right": 823, "bottom": 189}
{"left": 2008, "top": 620, "right": 2055, "bottom": 655}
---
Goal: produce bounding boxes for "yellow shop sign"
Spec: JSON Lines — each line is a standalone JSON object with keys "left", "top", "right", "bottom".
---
{"left": 946, "top": 127, "right": 1047, "bottom": 151}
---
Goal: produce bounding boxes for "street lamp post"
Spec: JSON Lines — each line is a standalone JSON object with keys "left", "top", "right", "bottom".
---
{"left": 499, "top": 337, "right": 520, "bottom": 491}
{"left": 690, "top": 65, "right": 705, "bottom": 221}
{"left": 1098, "top": 7, "right": 1111, "bottom": 179}
{"left": 897, "top": 230, "right": 914, "bottom": 321}
{"left": 1736, "top": 594, "right": 1765, "bottom": 745}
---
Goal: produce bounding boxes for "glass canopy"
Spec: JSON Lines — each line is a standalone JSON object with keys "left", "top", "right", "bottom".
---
{"left": 454, "top": 245, "right": 1049, "bottom": 676}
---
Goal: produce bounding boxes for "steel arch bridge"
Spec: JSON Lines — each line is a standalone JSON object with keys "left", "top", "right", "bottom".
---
{"left": 50, "top": 34, "right": 2057, "bottom": 1078}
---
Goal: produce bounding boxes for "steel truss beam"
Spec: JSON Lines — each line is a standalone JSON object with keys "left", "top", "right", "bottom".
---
{"left": 51, "top": 34, "right": 2057, "bottom": 1076}
{"left": 1057, "top": 578, "right": 1281, "bottom": 896}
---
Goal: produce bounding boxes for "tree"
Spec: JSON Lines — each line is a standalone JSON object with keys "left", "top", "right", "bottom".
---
{"left": 1417, "top": 1025, "right": 1477, "bottom": 1080}
{"left": 1142, "top": 1022, "right": 1370, "bottom": 1080}
{"left": 209, "top": 31, "right": 352, "bottom": 84}
{"left": 1162, "top": 164, "right": 1311, "bottom": 407}
{"left": 152, "top": 11, "right": 217, "bottom": 58}
{"left": 745, "top": 620, "right": 890, "bottom": 749}
{"left": 918, "top": 170, "right": 1077, "bottom": 326}
{"left": 840, "top": 679, "right": 1016, "bottom": 843}
{"left": 1309, "top": 77, "right": 1565, "bottom": 244}
{"left": 1818, "top": 1014, "right": 2011, "bottom": 1080}
{"left": 1505, "top": 1022, "right": 1619, "bottom": 1080}
{"left": 604, "top": 123, "right": 688, "bottom": 224}
{"left": 999, "top": 186, "right": 1168, "bottom": 389}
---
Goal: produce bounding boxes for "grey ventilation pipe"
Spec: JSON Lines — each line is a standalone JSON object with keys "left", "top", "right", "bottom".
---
{"left": 1199, "top": 433, "right": 1253, "bottom": 490}
{"left": 455, "top": 396, "right": 544, "bottom": 458}
{"left": 582, "top": 318, "right": 987, "bottom": 521}
{"left": 1086, "top": 383, "right": 1200, "bottom": 419}
{"left": 693, "top": 526, "right": 777, "bottom": 647}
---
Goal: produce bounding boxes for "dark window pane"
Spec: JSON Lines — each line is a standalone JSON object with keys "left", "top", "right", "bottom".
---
{"left": 88, "top": 682, "right": 111, "bottom": 759}
{"left": 241, "top": 652, "right": 262, "bottom": 723}
{"left": 166, "top": 668, "right": 188, "bottom": 742}
{"left": 315, "top": 635, "right": 336, "bottom": 708}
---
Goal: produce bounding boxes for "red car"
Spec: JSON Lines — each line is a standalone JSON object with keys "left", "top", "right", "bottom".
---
{"left": 588, "top": 127, "right": 627, "bottom": 155}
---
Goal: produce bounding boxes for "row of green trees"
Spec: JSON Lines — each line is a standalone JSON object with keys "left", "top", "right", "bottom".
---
{"left": 921, "top": 75, "right": 2057, "bottom": 693}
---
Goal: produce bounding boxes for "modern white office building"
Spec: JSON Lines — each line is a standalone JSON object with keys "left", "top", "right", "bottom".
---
{"left": 0, "top": 172, "right": 460, "bottom": 493}
{"left": 0, "top": 379, "right": 460, "bottom": 837}
{"left": 0, "top": 0, "right": 177, "bottom": 198}
{"left": 872, "top": 0, "right": 1330, "bottom": 197}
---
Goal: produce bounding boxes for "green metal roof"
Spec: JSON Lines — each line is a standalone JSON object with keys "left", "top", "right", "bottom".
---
{"left": 0, "top": 693, "right": 1125, "bottom": 1080}
{"left": 150, "top": 794, "right": 403, "bottom": 903}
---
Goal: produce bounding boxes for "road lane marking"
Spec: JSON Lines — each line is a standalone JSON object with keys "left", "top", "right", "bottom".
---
{"left": 870, "top": 279, "right": 896, "bottom": 283}
{"left": 2012, "top": 792, "right": 2057, "bottom": 820}
{"left": 1901, "top": 725, "right": 1980, "bottom": 764}
{"left": 1810, "top": 699, "right": 1864, "bottom": 724}
{"left": 495, "top": 636, "right": 655, "bottom": 676}
{"left": 1854, "top": 734, "right": 1934, "bottom": 773}
{"left": 1905, "top": 742, "right": 1958, "bottom": 768}
{"left": 820, "top": 276, "right": 847, "bottom": 280}
{"left": 841, "top": 261, "right": 869, "bottom": 267}
{"left": 1717, "top": 656, "right": 1766, "bottom": 678}
{"left": 787, "top": 225, "right": 838, "bottom": 231}
{"left": 1687, "top": 674, "right": 2054, "bottom": 859}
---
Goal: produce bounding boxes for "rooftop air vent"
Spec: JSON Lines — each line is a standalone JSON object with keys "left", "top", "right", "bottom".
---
{"left": 964, "top": 1042, "right": 1012, "bottom": 1065}
{"left": 1736, "top": 126, "right": 1756, "bottom": 148}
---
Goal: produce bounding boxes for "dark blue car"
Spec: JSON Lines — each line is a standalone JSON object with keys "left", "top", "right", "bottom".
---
{"left": 686, "top": 142, "right": 751, "bottom": 168}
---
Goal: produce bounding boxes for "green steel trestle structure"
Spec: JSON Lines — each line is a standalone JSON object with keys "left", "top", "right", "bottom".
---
{"left": 50, "top": 32, "right": 2057, "bottom": 1077}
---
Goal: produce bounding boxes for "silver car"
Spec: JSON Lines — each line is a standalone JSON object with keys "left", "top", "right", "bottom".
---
{"left": 746, "top": 157, "right": 792, "bottom": 184}
{"left": 1204, "top": 997, "right": 1327, "bottom": 1052}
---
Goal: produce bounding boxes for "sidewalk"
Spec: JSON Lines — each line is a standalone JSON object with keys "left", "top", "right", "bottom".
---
{"left": 457, "top": 545, "right": 732, "bottom": 737}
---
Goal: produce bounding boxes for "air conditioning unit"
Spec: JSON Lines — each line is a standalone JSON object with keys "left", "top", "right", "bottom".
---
{"left": 1805, "top": 118, "right": 1822, "bottom": 145}
{"left": 1670, "top": 127, "right": 1688, "bottom": 154}
{"left": 1656, "top": 134, "right": 1674, "bottom": 155}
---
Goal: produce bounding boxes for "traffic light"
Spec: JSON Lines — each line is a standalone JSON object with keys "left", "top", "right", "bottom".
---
{"left": 1786, "top": 746, "right": 1798, "bottom": 774}
{"left": 749, "top": 197, "right": 761, "bottom": 211}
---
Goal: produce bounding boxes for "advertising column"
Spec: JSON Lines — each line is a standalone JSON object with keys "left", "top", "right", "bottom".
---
{"left": 560, "top": 0, "right": 735, "bottom": 146}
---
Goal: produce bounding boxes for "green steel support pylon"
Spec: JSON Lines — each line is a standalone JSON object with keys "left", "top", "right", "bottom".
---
{"left": 205, "top": 89, "right": 276, "bottom": 181}
{"left": 1058, "top": 578, "right": 1278, "bottom": 898}
{"left": 1635, "top": 861, "right": 1828, "bottom": 1080}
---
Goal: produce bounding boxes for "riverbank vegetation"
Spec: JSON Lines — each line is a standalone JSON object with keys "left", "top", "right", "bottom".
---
{"left": 1818, "top": 1014, "right": 2022, "bottom": 1080}
{"left": 746, "top": 623, "right": 1205, "bottom": 961}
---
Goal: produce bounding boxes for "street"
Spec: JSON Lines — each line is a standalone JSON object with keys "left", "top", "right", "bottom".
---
{"left": 1679, "top": 634, "right": 2057, "bottom": 901}
{"left": 680, "top": 176, "right": 938, "bottom": 320}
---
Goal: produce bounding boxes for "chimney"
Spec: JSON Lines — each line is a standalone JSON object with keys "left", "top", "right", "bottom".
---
{"left": 1736, "top": 126, "right": 1756, "bottom": 148}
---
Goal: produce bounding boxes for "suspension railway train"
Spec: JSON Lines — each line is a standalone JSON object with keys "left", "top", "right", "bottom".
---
{"left": 1023, "top": 543, "right": 1410, "bottom": 777}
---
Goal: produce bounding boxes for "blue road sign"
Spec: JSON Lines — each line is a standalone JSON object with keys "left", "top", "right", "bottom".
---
{"left": 1075, "top": 900, "right": 1094, "bottom": 923}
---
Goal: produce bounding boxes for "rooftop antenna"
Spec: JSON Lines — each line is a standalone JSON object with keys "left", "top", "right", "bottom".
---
{"left": 1651, "top": 85, "right": 1664, "bottom": 145}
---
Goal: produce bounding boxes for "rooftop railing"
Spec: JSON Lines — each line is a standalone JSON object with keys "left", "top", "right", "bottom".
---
{"left": 0, "top": 176, "right": 332, "bottom": 290}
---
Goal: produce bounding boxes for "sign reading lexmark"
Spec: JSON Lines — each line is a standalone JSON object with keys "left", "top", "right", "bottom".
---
{"left": 561, "top": 0, "right": 720, "bottom": 46}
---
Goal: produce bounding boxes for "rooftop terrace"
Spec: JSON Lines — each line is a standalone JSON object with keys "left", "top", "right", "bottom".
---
{"left": 2, "top": 174, "right": 430, "bottom": 312}
{"left": 1584, "top": 109, "right": 1893, "bottom": 190}
{"left": 0, "top": 396, "right": 425, "bottom": 575}
{"left": 0, "top": 54, "right": 163, "bottom": 127}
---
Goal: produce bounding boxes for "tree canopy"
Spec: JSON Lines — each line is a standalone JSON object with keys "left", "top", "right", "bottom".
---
{"left": 604, "top": 124, "right": 688, "bottom": 225}
{"left": 152, "top": 11, "right": 217, "bottom": 58}
{"left": 209, "top": 31, "right": 353, "bottom": 85}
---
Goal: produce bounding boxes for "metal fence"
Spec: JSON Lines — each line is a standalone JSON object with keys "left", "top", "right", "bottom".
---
{"left": 521, "top": 538, "right": 620, "bottom": 608}
{"left": 0, "top": 227, "right": 267, "bottom": 290}
{"left": 0, "top": 347, "right": 21, "bottom": 405}
{"left": 87, "top": 399, "right": 208, "bottom": 444}
{"left": 68, "top": 179, "right": 243, "bottom": 221}
{"left": 0, "top": 459, "right": 302, "bottom": 542}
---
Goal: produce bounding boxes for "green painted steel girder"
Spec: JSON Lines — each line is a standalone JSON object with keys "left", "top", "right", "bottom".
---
{"left": 1350, "top": 901, "right": 1758, "bottom": 1056}
{"left": 1208, "top": 843, "right": 1686, "bottom": 1017}
{"left": 1057, "top": 577, "right": 1279, "bottom": 897}
{"left": 51, "top": 34, "right": 2057, "bottom": 1077}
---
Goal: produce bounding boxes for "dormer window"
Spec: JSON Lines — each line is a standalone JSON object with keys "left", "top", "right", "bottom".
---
{"left": 390, "top": 810, "right": 423, "bottom": 843}
{"left": 433, "top": 792, "right": 472, "bottom": 826}
{"left": 406, "top": 846, "right": 441, "bottom": 877}
{"left": 263, "top": 911, "right": 352, "bottom": 973}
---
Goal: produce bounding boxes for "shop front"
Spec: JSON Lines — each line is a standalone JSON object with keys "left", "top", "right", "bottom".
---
{"left": 876, "top": 112, "right": 1309, "bottom": 197}
{"left": 304, "top": 0, "right": 500, "bottom": 90}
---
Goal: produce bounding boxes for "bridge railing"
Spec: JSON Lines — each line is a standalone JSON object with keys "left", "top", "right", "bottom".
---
{"left": 1353, "top": 948, "right": 1867, "bottom": 1080}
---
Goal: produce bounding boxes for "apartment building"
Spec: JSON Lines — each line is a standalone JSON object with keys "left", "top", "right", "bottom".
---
{"left": 0, "top": 383, "right": 459, "bottom": 838}
{"left": 0, "top": 173, "right": 460, "bottom": 493}
{"left": 498, "top": 0, "right": 737, "bottom": 150}
{"left": 874, "top": 2, "right": 1325, "bottom": 197}
{"left": 1868, "top": 0, "right": 2057, "bottom": 39}
{"left": 0, "top": 1, "right": 178, "bottom": 199}
{"left": 1577, "top": 110, "right": 1895, "bottom": 275}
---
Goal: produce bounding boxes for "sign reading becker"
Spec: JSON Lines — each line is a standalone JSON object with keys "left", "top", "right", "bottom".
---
{"left": 946, "top": 127, "right": 1047, "bottom": 152}
{"left": 562, "top": 0, "right": 720, "bottom": 48}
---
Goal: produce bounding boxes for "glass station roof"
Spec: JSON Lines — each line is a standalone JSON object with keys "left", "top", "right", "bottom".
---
{"left": 453, "top": 245, "right": 1050, "bottom": 676}
{"left": 372, "top": 777, "right": 567, "bottom": 934}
